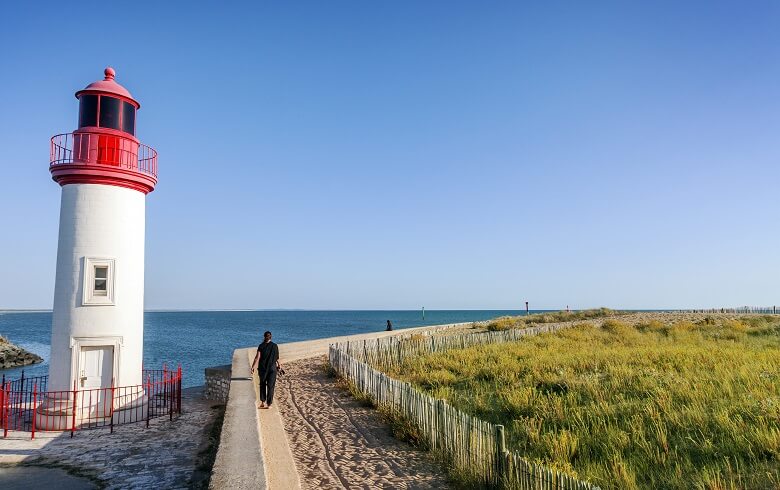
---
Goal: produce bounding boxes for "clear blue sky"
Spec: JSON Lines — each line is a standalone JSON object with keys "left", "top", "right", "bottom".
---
{"left": 1, "top": 1, "right": 778, "bottom": 310}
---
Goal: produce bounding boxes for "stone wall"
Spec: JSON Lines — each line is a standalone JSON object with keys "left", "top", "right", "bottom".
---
{"left": 0, "top": 336, "right": 43, "bottom": 369}
{"left": 204, "top": 365, "right": 231, "bottom": 403}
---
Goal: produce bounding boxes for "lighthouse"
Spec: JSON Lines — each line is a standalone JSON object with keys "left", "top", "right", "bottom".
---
{"left": 43, "top": 67, "right": 157, "bottom": 423}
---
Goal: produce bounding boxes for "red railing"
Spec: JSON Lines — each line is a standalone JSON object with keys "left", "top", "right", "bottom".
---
{"left": 0, "top": 366, "right": 181, "bottom": 439}
{"left": 50, "top": 132, "right": 158, "bottom": 178}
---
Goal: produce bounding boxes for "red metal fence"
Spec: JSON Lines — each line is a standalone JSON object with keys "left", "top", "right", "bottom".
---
{"left": 50, "top": 132, "right": 158, "bottom": 178}
{"left": 0, "top": 366, "right": 181, "bottom": 439}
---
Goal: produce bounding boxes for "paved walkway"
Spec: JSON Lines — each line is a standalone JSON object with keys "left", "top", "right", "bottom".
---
{"left": 276, "top": 356, "right": 450, "bottom": 489}
{"left": 1, "top": 387, "right": 222, "bottom": 489}
{"left": 0, "top": 466, "right": 96, "bottom": 489}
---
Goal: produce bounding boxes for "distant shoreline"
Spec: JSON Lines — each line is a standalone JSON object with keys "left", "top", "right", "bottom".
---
{"left": 1, "top": 308, "right": 536, "bottom": 314}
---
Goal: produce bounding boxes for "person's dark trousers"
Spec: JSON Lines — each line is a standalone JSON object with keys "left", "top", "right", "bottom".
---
{"left": 259, "top": 369, "right": 278, "bottom": 405}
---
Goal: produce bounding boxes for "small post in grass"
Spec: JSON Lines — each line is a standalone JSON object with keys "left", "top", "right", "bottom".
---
{"left": 495, "top": 424, "right": 507, "bottom": 484}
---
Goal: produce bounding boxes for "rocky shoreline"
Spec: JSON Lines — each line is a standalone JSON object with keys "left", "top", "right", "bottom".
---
{"left": 0, "top": 335, "right": 43, "bottom": 369}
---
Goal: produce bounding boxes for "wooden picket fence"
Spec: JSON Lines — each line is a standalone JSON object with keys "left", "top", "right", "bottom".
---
{"left": 329, "top": 323, "right": 601, "bottom": 489}
{"left": 679, "top": 306, "right": 779, "bottom": 315}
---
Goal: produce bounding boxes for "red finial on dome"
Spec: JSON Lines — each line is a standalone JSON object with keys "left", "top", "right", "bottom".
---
{"left": 75, "top": 66, "right": 138, "bottom": 107}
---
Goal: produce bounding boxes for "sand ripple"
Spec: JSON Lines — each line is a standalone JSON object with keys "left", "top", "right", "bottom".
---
{"left": 276, "top": 356, "right": 450, "bottom": 489}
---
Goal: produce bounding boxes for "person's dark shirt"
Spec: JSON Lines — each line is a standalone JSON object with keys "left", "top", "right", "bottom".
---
{"left": 257, "top": 341, "right": 279, "bottom": 373}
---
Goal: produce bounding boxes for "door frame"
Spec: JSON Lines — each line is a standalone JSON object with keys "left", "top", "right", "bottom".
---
{"left": 70, "top": 336, "right": 123, "bottom": 389}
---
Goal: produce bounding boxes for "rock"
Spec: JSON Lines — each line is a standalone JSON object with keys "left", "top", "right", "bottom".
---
{"left": 0, "top": 335, "right": 43, "bottom": 370}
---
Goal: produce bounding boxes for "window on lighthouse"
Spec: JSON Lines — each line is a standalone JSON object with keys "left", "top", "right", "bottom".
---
{"left": 94, "top": 266, "right": 108, "bottom": 296}
{"left": 83, "top": 258, "right": 115, "bottom": 306}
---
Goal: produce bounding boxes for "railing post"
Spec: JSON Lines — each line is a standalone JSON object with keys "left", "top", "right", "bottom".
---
{"left": 31, "top": 383, "right": 37, "bottom": 440}
{"left": 110, "top": 378, "right": 115, "bottom": 434}
{"left": 71, "top": 380, "right": 78, "bottom": 438}
{"left": 0, "top": 376, "right": 4, "bottom": 430}
{"left": 177, "top": 365, "right": 182, "bottom": 414}
{"left": 169, "top": 372, "right": 174, "bottom": 421}
{"left": 146, "top": 375, "right": 151, "bottom": 428}
{"left": 495, "top": 425, "right": 507, "bottom": 487}
{"left": 163, "top": 364, "right": 169, "bottom": 419}
{"left": 3, "top": 383, "right": 9, "bottom": 438}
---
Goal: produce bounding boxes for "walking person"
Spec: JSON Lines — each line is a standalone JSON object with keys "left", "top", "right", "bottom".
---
{"left": 386, "top": 319, "right": 393, "bottom": 331}
{"left": 250, "top": 330, "right": 282, "bottom": 409}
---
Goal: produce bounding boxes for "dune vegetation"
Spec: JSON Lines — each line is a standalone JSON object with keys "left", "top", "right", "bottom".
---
{"left": 484, "top": 307, "right": 616, "bottom": 331}
{"left": 389, "top": 314, "right": 780, "bottom": 489}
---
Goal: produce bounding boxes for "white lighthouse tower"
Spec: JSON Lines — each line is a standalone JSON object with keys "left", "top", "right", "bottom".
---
{"left": 43, "top": 67, "right": 157, "bottom": 423}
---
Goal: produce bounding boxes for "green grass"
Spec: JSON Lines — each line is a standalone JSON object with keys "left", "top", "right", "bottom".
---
{"left": 485, "top": 308, "right": 616, "bottom": 331}
{"left": 386, "top": 315, "right": 780, "bottom": 489}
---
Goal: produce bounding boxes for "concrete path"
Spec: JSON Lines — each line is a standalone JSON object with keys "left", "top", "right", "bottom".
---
{"left": 210, "top": 349, "right": 266, "bottom": 489}
{"left": 0, "top": 466, "right": 97, "bottom": 489}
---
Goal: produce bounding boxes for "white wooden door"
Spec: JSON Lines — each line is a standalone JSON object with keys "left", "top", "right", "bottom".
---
{"left": 79, "top": 346, "right": 114, "bottom": 417}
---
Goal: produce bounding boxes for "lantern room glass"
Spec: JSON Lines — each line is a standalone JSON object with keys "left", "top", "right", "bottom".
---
{"left": 122, "top": 101, "right": 136, "bottom": 135}
{"left": 99, "top": 97, "right": 121, "bottom": 130}
{"left": 78, "top": 95, "right": 99, "bottom": 128}
{"left": 77, "top": 95, "right": 136, "bottom": 136}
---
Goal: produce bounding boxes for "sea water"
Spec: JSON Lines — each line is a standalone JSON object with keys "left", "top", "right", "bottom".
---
{"left": 0, "top": 310, "right": 529, "bottom": 387}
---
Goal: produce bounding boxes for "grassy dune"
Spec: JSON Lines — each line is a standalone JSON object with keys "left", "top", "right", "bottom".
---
{"left": 484, "top": 307, "right": 617, "bottom": 331}
{"left": 389, "top": 314, "right": 780, "bottom": 489}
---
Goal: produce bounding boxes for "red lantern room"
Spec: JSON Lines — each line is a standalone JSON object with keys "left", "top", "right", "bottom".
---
{"left": 50, "top": 67, "right": 158, "bottom": 194}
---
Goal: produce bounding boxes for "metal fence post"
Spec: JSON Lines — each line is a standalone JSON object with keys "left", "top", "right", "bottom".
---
{"left": 109, "top": 378, "right": 115, "bottom": 434}
{"left": 71, "top": 380, "right": 78, "bottom": 438}
{"left": 2, "top": 383, "right": 9, "bottom": 438}
{"left": 31, "top": 383, "right": 37, "bottom": 440}
{"left": 168, "top": 372, "right": 174, "bottom": 421}
{"left": 146, "top": 376, "right": 151, "bottom": 428}
{"left": 177, "top": 365, "right": 182, "bottom": 414}
{"left": 0, "top": 377, "right": 4, "bottom": 430}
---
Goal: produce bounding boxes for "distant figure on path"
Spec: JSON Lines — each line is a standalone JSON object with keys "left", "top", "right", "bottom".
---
{"left": 386, "top": 320, "right": 393, "bottom": 331}
{"left": 251, "top": 330, "right": 281, "bottom": 409}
